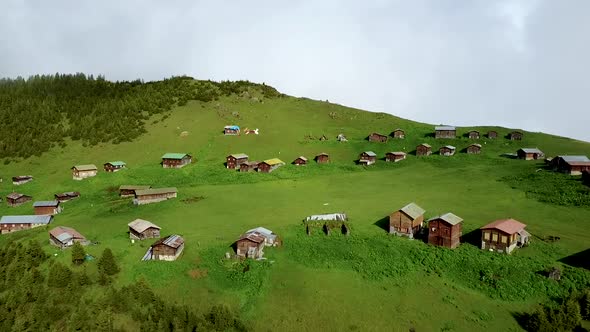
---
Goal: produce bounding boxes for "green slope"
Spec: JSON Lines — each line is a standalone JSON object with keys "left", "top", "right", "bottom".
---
{"left": 1, "top": 80, "right": 590, "bottom": 331}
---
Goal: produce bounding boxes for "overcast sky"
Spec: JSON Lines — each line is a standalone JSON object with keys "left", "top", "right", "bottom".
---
{"left": 1, "top": 1, "right": 589, "bottom": 141}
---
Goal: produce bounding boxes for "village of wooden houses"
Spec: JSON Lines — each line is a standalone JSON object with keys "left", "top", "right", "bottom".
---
{"left": 2, "top": 124, "right": 588, "bottom": 264}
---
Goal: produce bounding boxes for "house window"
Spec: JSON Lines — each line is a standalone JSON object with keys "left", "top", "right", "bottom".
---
{"left": 492, "top": 233, "right": 498, "bottom": 242}
{"left": 483, "top": 232, "right": 490, "bottom": 240}
{"left": 501, "top": 235, "right": 508, "bottom": 244}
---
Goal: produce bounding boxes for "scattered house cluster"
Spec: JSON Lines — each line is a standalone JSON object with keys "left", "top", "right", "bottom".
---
{"left": 54, "top": 192, "right": 80, "bottom": 202}
{"left": 33, "top": 201, "right": 62, "bottom": 215}
{"left": 12, "top": 175, "right": 33, "bottom": 185}
{"left": 72, "top": 164, "right": 98, "bottom": 180}
{"left": 226, "top": 154, "right": 285, "bottom": 173}
{"left": 133, "top": 187, "right": 178, "bottom": 205}
{"left": 234, "top": 227, "right": 279, "bottom": 259}
{"left": 162, "top": 153, "right": 192, "bottom": 168}
{"left": 49, "top": 226, "right": 88, "bottom": 249}
{"left": 104, "top": 161, "right": 126, "bottom": 172}
{"left": 0, "top": 215, "right": 53, "bottom": 234}
{"left": 6, "top": 192, "right": 32, "bottom": 207}
{"left": 304, "top": 213, "right": 349, "bottom": 236}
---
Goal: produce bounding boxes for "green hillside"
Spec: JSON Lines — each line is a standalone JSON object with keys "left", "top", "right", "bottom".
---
{"left": 1, "top": 76, "right": 590, "bottom": 331}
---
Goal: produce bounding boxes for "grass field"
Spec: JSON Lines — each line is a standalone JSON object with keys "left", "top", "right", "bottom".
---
{"left": 1, "top": 92, "right": 590, "bottom": 331}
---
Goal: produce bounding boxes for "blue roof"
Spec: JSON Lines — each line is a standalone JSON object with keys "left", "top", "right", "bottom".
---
{"left": 225, "top": 125, "right": 240, "bottom": 130}
{"left": 0, "top": 215, "right": 53, "bottom": 224}
{"left": 33, "top": 200, "right": 59, "bottom": 207}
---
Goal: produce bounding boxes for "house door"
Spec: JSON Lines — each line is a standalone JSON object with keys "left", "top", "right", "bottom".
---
{"left": 438, "top": 237, "right": 444, "bottom": 246}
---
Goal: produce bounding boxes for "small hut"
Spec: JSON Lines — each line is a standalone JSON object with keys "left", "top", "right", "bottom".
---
{"left": 0, "top": 215, "right": 53, "bottom": 234}
{"left": 337, "top": 134, "right": 348, "bottom": 142}
{"left": 240, "top": 161, "right": 259, "bottom": 172}
{"left": 551, "top": 155, "right": 590, "bottom": 175}
{"left": 133, "top": 188, "right": 177, "bottom": 205}
{"left": 161, "top": 153, "right": 192, "bottom": 168}
{"left": 368, "top": 133, "right": 388, "bottom": 143}
{"left": 224, "top": 125, "right": 240, "bottom": 135}
{"left": 143, "top": 235, "right": 184, "bottom": 261}
{"left": 435, "top": 126, "right": 456, "bottom": 139}
{"left": 33, "top": 201, "right": 62, "bottom": 215}
{"left": 427, "top": 213, "right": 463, "bottom": 249}
{"left": 517, "top": 148, "right": 544, "bottom": 160}
{"left": 359, "top": 151, "right": 377, "bottom": 165}
{"left": 128, "top": 219, "right": 161, "bottom": 240}
{"left": 54, "top": 192, "right": 80, "bottom": 202}
{"left": 303, "top": 213, "right": 349, "bottom": 236}
{"left": 293, "top": 156, "right": 308, "bottom": 166}
{"left": 226, "top": 153, "right": 249, "bottom": 169}
{"left": 119, "top": 185, "right": 152, "bottom": 198}
{"left": 480, "top": 218, "right": 529, "bottom": 254}
{"left": 509, "top": 131, "right": 523, "bottom": 140}
{"left": 487, "top": 131, "right": 498, "bottom": 139}
{"left": 12, "top": 176, "right": 33, "bottom": 186}
{"left": 6, "top": 193, "right": 32, "bottom": 207}
{"left": 389, "top": 202, "right": 425, "bottom": 238}
{"left": 439, "top": 145, "right": 456, "bottom": 156}
{"left": 391, "top": 129, "right": 405, "bottom": 139}
{"left": 72, "top": 165, "right": 98, "bottom": 180}
{"left": 49, "top": 226, "right": 88, "bottom": 249}
{"left": 235, "top": 232, "right": 265, "bottom": 259}
{"left": 467, "top": 144, "right": 482, "bottom": 154}
{"left": 416, "top": 144, "right": 432, "bottom": 156}
{"left": 385, "top": 152, "right": 406, "bottom": 162}
{"left": 258, "top": 158, "right": 285, "bottom": 173}
{"left": 103, "top": 161, "right": 126, "bottom": 172}
{"left": 315, "top": 153, "right": 330, "bottom": 164}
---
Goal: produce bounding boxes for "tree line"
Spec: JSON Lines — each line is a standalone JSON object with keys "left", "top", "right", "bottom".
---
{"left": 0, "top": 73, "right": 282, "bottom": 161}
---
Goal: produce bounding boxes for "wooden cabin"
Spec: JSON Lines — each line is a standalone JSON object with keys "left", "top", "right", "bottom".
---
{"left": 0, "top": 215, "right": 53, "bottom": 234}
{"left": 468, "top": 131, "right": 480, "bottom": 139}
{"left": 161, "top": 153, "right": 192, "bottom": 168}
{"left": 245, "top": 227, "right": 280, "bottom": 247}
{"left": 551, "top": 155, "right": 590, "bottom": 175}
{"left": 389, "top": 202, "right": 425, "bottom": 238}
{"left": 509, "top": 131, "right": 523, "bottom": 140}
{"left": 304, "top": 213, "right": 349, "bottom": 236}
{"left": 239, "top": 161, "right": 259, "bottom": 172}
{"left": 427, "top": 213, "right": 463, "bottom": 249}
{"left": 133, "top": 188, "right": 177, "bottom": 205}
{"left": 128, "top": 219, "right": 161, "bottom": 240}
{"left": 49, "top": 226, "right": 88, "bottom": 249}
{"left": 226, "top": 153, "right": 249, "bottom": 169}
{"left": 487, "top": 131, "right": 498, "bottom": 139}
{"left": 104, "top": 161, "right": 126, "bottom": 172}
{"left": 119, "top": 185, "right": 151, "bottom": 198}
{"left": 517, "top": 148, "right": 545, "bottom": 160}
{"left": 54, "top": 192, "right": 80, "bottom": 202}
{"left": 416, "top": 144, "right": 432, "bottom": 156}
{"left": 480, "top": 219, "right": 529, "bottom": 254}
{"left": 293, "top": 156, "right": 308, "bottom": 166}
{"left": 315, "top": 153, "right": 330, "bottom": 164}
{"left": 144, "top": 235, "right": 184, "bottom": 261}
{"left": 435, "top": 126, "right": 456, "bottom": 139}
{"left": 72, "top": 164, "right": 97, "bottom": 180}
{"left": 6, "top": 193, "right": 32, "bottom": 207}
{"left": 439, "top": 145, "right": 456, "bottom": 156}
{"left": 33, "top": 201, "right": 62, "bottom": 215}
{"left": 12, "top": 175, "right": 33, "bottom": 186}
{"left": 385, "top": 152, "right": 406, "bottom": 162}
{"left": 258, "top": 158, "right": 285, "bottom": 173}
{"left": 359, "top": 151, "right": 377, "bottom": 165}
{"left": 467, "top": 144, "right": 482, "bottom": 154}
{"left": 224, "top": 125, "right": 240, "bottom": 135}
{"left": 391, "top": 129, "right": 405, "bottom": 139}
{"left": 368, "top": 132, "right": 388, "bottom": 143}
{"left": 235, "top": 232, "right": 265, "bottom": 259}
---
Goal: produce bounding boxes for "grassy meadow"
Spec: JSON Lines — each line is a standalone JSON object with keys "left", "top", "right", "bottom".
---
{"left": 1, "top": 93, "right": 590, "bottom": 331}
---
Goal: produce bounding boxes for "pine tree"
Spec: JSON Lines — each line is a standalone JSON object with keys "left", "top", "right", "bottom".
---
{"left": 97, "top": 248, "right": 119, "bottom": 276}
{"left": 71, "top": 242, "right": 85, "bottom": 265}
{"left": 47, "top": 262, "right": 72, "bottom": 288}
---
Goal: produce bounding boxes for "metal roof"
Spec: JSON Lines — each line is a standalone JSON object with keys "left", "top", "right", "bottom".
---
{"left": 1, "top": 215, "right": 52, "bottom": 225}
{"left": 135, "top": 188, "right": 177, "bottom": 196}
{"left": 400, "top": 203, "right": 425, "bottom": 220}
{"left": 238, "top": 232, "right": 265, "bottom": 243}
{"left": 435, "top": 126, "right": 456, "bottom": 131}
{"left": 393, "top": 128, "right": 404, "bottom": 132}
{"left": 428, "top": 213, "right": 463, "bottom": 226}
{"left": 305, "top": 213, "right": 348, "bottom": 222}
{"left": 161, "top": 153, "right": 189, "bottom": 160}
{"left": 419, "top": 143, "right": 432, "bottom": 148}
{"left": 49, "top": 226, "right": 85, "bottom": 242}
{"left": 119, "top": 185, "right": 151, "bottom": 191}
{"left": 296, "top": 156, "right": 308, "bottom": 161}
{"left": 246, "top": 227, "right": 274, "bottom": 237}
{"left": 317, "top": 152, "right": 329, "bottom": 156}
{"left": 7, "top": 192, "right": 28, "bottom": 200}
{"left": 363, "top": 151, "right": 377, "bottom": 157}
{"left": 12, "top": 175, "right": 33, "bottom": 181}
{"left": 387, "top": 151, "right": 406, "bottom": 155}
{"left": 128, "top": 219, "right": 161, "bottom": 233}
{"left": 443, "top": 145, "right": 456, "bottom": 150}
{"left": 72, "top": 164, "right": 97, "bottom": 171}
{"left": 559, "top": 155, "right": 590, "bottom": 162}
{"left": 106, "top": 161, "right": 126, "bottom": 166}
{"left": 519, "top": 148, "right": 543, "bottom": 154}
{"left": 470, "top": 144, "right": 482, "bottom": 148}
{"left": 480, "top": 219, "right": 526, "bottom": 234}
{"left": 224, "top": 125, "right": 240, "bottom": 130}
{"left": 263, "top": 158, "right": 285, "bottom": 166}
{"left": 469, "top": 130, "right": 480, "bottom": 133}
{"left": 229, "top": 153, "right": 249, "bottom": 159}
{"left": 152, "top": 235, "right": 184, "bottom": 249}
{"left": 371, "top": 132, "right": 387, "bottom": 136}
{"left": 33, "top": 200, "right": 59, "bottom": 207}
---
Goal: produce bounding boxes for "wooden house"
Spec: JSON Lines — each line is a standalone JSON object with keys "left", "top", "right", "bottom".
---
{"left": 293, "top": 156, "right": 308, "bottom": 166}
{"left": 72, "top": 164, "right": 97, "bottom": 180}
{"left": 161, "top": 153, "right": 192, "bottom": 168}
{"left": 245, "top": 227, "right": 280, "bottom": 247}
{"left": 337, "top": 134, "right": 347, "bottom": 142}
{"left": 235, "top": 232, "right": 265, "bottom": 259}
{"left": 143, "top": 235, "right": 184, "bottom": 261}
{"left": 416, "top": 143, "right": 432, "bottom": 156}
{"left": 133, "top": 187, "right": 177, "bottom": 205}
{"left": 119, "top": 185, "right": 151, "bottom": 198}
{"left": 509, "top": 131, "right": 523, "bottom": 140}
{"left": 54, "top": 192, "right": 80, "bottom": 202}
{"left": 368, "top": 132, "right": 388, "bottom": 143}
{"left": 224, "top": 125, "right": 240, "bottom": 135}
{"left": 226, "top": 153, "right": 249, "bottom": 169}
{"left": 6, "top": 193, "right": 32, "bottom": 207}
{"left": 480, "top": 219, "right": 529, "bottom": 254}
{"left": 315, "top": 153, "right": 330, "bottom": 164}
{"left": 427, "top": 213, "right": 463, "bottom": 249}
{"left": 33, "top": 201, "right": 62, "bottom": 215}
{"left": 385, "top": 152, "right": 406, "bottom": 162}
{"left": 240, "top": 161, "right": 259, "bottom": 172}
{"left": 128, "top": 219, "right": 161, "bottom": 240}
{"left": 389, "top": 202, "right": 425, "bottom": 238}
{"left": 49, "top": 226, "right": 88, "bottom": 249}
{"left": 487, "top": 131, "right": 498, "bottom": 139}
{"left": 304, "top": 213, "right": 349, "bottom": 236}
{"left": 391, "top": 129, "right": 405, "bottom": 139}
{"left": 517, "top": 148, "right": 544, "bottom": 160}
{"left": 439, "top": 145, "right": 456, "bottom": 156}
{"left": 104, "top": 161, "right": 126, "bottom": 172}
{"left": 12, "top": 175, "right": 33, "bottom": 185}
{"left": 468, "top": 131, "right": 480, "bottom": 139}
{"left": 359, "top": 151, "right": 377, "bottom": 165}
{"left": 258, "top": 158, "right": 285, "bottom": 173}
{"left": 435, "top": 126, "right": 456, "bottom": 139}
{"left": 467, "top": 144, "right": 482, "bottom": 154}
{"left": 551, "top": 155, "right": 590, "bottom": 175}
{"left": 0, "top": 215, "right": 53, "bottom": 234}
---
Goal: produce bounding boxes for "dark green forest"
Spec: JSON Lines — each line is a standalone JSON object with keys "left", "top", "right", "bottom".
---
{"left": 0, "top": 239, "right": 247, "bottom": 331}
{"left": 0, "top": 74, "right": 282, "bottom": 161}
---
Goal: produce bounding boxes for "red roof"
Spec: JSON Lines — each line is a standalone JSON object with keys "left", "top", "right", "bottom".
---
{"left": 480, "top": 219, "right": 526, "bottom": 234}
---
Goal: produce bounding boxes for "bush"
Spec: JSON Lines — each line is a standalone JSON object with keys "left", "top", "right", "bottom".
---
{"left": 71, "top": 242, "right": 86, "bottom": 265}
